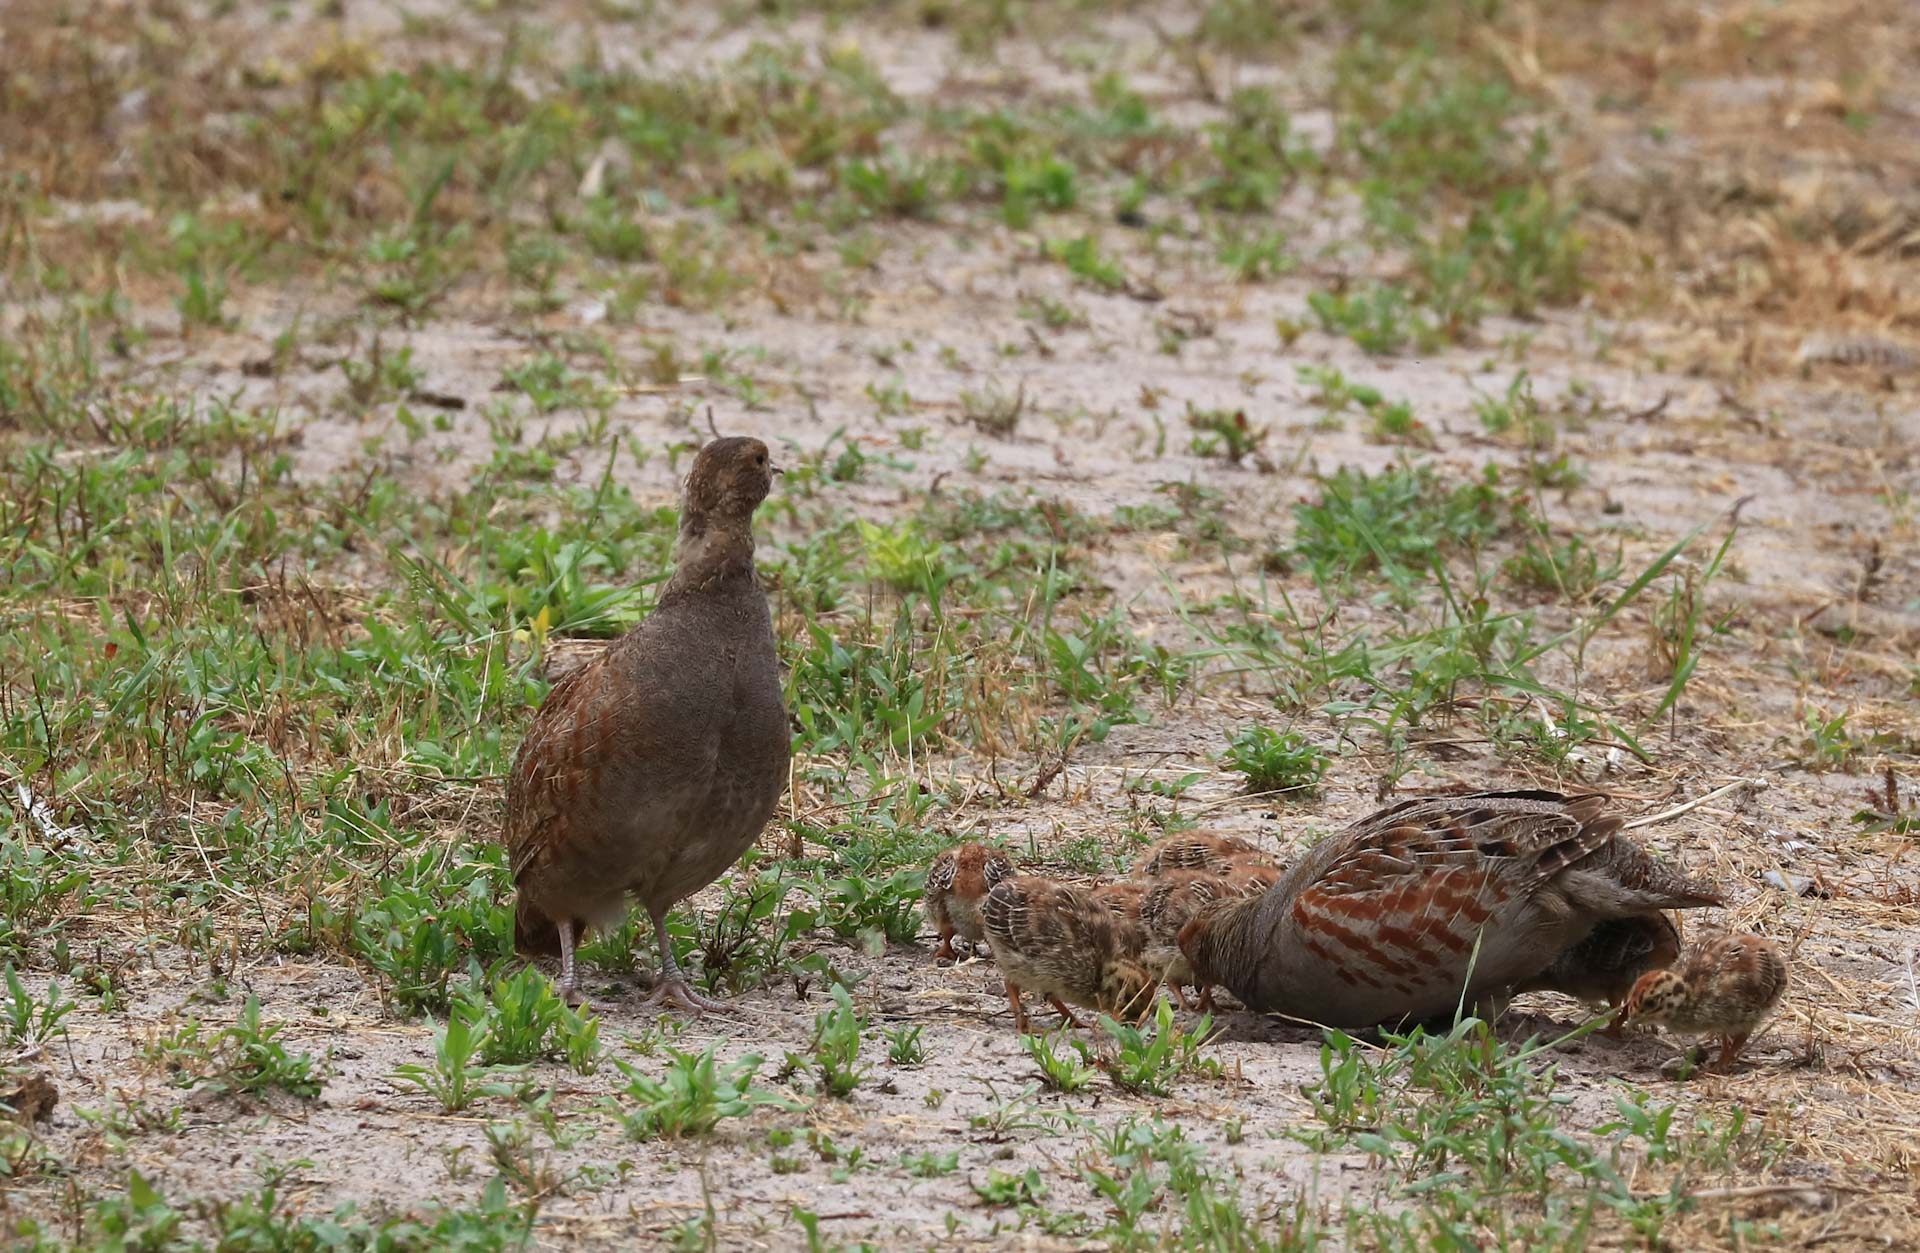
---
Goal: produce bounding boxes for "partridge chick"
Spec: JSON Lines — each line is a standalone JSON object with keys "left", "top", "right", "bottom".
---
{"left": 1515, "top": 913, "right": 1681, "bottom": 1036}
{"left": 924, "top": 842, "right": 1015, "bottom": 963}
{"left": 1133, "top": 832, "right": 1267, "bottom": 878}
{"left": 1222, "top": 860, "right": 1281, "bottom": 896}
{"left": 1177, "top": 791, "right": 1724, "bottom": 1029}
{"left": 1089, "top": 880, "right": 1151, "bottom": 958}
{"left": 1138, "top": 871, "right": 1233, "bottom": 1010}
{"left": 505, "top": 437, "right": 788, "bottom": 1011}
{"left": 1623, "top": 933, "right": 1787, "bottom": 1071}
{"left": 982, "top": 876, "right": 1157, "bottom": 1032}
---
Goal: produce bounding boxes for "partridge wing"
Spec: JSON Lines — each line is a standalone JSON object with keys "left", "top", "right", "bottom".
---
{"left": 1287, "top": 795, "right": 1615, "bottom": 997}
{"left": 504, "top": 648, "right": 626, "bottom": 883}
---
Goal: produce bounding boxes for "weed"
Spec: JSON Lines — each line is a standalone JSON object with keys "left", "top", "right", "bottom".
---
{"left": 1099, "top": 1000, "right": 1218, "bottom": 1096}
{"left": 146, "top": 997, "right": 324, "bottom": 1099}
{"left": 1222, "top": 726, "right": 1328, "bottom": 796}
{"left": 1046, "top": 234, "right": 1127, "bottom": 291}
{"left": 605, "top": 1044, "right": 794, "bottom": 1140}
{"left": 453, "top": 965, "right": 602, "bottom": 1074}
{"left": 886, "top": 1024, "right": 927, "bottom": 1066}
{"left": 1023, "top": 1030, "right": 1099, "bottom": 1093}
{"left": 973, "top": 1166, "right": 1047, "bottom": 1207}
{"left": 391, "top": 1014, "right": 522, "bottom": 1113}
{"left": 902, "top": 1148, "right": 961, "bottom": 1177}
{"left": 1308, "top": 285, "right": 1437, "bottom": 355}
{"left": 959, "top": 381, "right": 1025, "bottom": 437}
{"left": 1, "top": 967, "right": 72, "bottom": 1046}
{"left": 806, "top": 983, "right": 870, "bottom": 1098}
{"left": 1186, "top": 406, "right": 1266, "bottom": 464}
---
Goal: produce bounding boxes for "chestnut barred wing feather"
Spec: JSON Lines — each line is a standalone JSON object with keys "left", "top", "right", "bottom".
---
{"left": 504, "top": 649, "right": 625, "bottom": 882}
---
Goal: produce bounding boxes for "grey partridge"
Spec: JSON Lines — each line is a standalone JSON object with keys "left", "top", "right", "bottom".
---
{"left": 982, "top": 876, "right": 1157, "bottom": 1032}
{"left": 1089, "top": 880, "right": 1152, "bottom": 960}
{"left": 1222, "top": 860, "right": 1281, "bottom": 896}
{"left": 505, "top": 436, "right": 789, "bottom": 1012}
{"left": 1133, "top": 831, "right": 1267, "bottom": 878}
{"left": 1177, "top": 790, "right": 1724, "bottom": 1029}
{"left": 1137, "top": 870, "right": 1233, "bottom": 1010}
{"left": 1623, "top": 933, "right": 1787, "bottom": 1071}
{"left": 924, "top": 842, "right": 1015, "bottom": 963}
{"left": 1515, "top": 913, "right": 1681, "bottom": 1036}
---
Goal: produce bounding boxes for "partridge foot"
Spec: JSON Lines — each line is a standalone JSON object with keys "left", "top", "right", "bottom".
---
{"left": 643, "top": 976, "right": 732, "bottom": 1015}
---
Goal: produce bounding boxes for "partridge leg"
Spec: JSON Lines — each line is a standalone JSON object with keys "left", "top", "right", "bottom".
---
{"left": 1170, "top": 983, "right": 1193, "bottom": 1011}
{"left": 1048, "top": 995, "right": 1087, "bottom": 1029}
{"left": 1601, "top": 1001, "right": 1627, "bottom": 1039}
{"left": 1006, "top": 983, "right": 1029, "bottom": 1034}
{"left": 1195, "top": 985, "right": 1217, "bottom": 1014}
{"left": 933, "top": 924, "right": 957, "bottom": 965}
{"left": 556, "top": 918, "right": 583, "bottom": 1007}
{"left": 640, "top": 904, "right": 730, "bottom": 1014}
{"left": 1711, "top": 1033, "right": 1748, "bottom": 1072}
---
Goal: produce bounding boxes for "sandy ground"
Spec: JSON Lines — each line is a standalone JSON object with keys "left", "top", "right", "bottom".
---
{"left": 5, "top": 1, "right": 1919, "bottom": 1249}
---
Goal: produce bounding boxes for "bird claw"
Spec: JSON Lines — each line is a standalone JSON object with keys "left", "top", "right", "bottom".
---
{"left": 642, "top": 976, "right": 732, "bottom": 1015}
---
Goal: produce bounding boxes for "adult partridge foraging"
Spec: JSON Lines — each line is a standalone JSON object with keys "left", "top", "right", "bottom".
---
{"left": 1177, "top": 790, "right": 1724, "bottom": 1030}
{"left": 1514, "top": 913, "right": 1681, "bottom": 1037}
{"left": 982, "top": 876, "right": 1158, "bottom": 1032}
{"left": 505, "top": 436, "right": 789, "bottom": 1011}
{"left": 1623, "top": 933, "right": 1787, "bottom": 1071}
{"left": 924, "top": 842, "right": 1015, "bottom": 963}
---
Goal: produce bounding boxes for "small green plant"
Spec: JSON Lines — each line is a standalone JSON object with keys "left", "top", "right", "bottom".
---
{"left": 1186, "top": 406, "right": 1265, "bottom": 464}
{"left": 1098, "top": 999, "right": 1218, "bottom": 1096}
{"left": 1307, "top": 285, "right": 1436, "bottom": 354}
{"left": 1045, "top": 234, "right": 1127, "bottom": 291}
{"left": 1022, "top": 1030, "right": 1098, "bottom": 1093}
{"left": 1473, "top": 370, "right": 1552, "bottom": 448}
{"left": 901, "top": 1148, "right": 961, "bottom": 1177}
{"left": 885, "top": 1024, "right": 927, "bottom": 1066}
{"left": 958, "top": 381, "right": 1024, "bottom": 437}
{"left": 973, "top": 1166, "right": 1047, "bottom": 1207}
{"left": 807, "top": 983, "right": 870, "bottom": 1098}
{"left": 604, "top": 1044, "right": 794, "bottom": 1140}
{"left": 455, "top": 965, "right": 601, "bottom": 1074}
{"left": 1800, "top": 708, "right": 1864, "bottom": 771}
{"left": 2, "top": 967, "right": 73, "bottom": 1046}
{"left": 391, "top": 1014, "right": 522, "bottom": 1112}
{"left": 1505, "top": 530, "right": 1620, "bottom": 600}
{"left": 1222, "top": 726, "right": 1328, "bottom": 796}
{"left": 146, "top": 997, "right": 324, "bottom": 1099}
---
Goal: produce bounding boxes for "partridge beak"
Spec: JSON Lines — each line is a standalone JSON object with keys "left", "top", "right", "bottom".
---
{"left": 770, "top": 464, "right": 786, "bottom": 477}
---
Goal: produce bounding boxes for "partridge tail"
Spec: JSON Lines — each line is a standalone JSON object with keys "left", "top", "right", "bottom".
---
{"left": 1588, "top": 838, "right": 1726, "bottom": 910}
{"left": 514, "top": 895, "right": 563, "bottom": 957}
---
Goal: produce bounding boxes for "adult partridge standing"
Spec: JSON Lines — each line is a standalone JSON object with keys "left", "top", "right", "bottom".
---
{"left": 1623, "top": 932, "right": 1788, "bottom": 1070}
{"left": 505, "top": 436, "right": 789, "bottom": 1011}
{"left": 1178, "top": 790, "right": 1724, "bottom": 1029}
